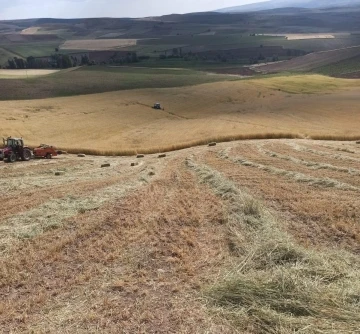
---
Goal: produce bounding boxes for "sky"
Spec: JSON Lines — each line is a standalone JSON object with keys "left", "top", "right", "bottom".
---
{"left": 0, "top": 0, "right": 267, "bottom": 20}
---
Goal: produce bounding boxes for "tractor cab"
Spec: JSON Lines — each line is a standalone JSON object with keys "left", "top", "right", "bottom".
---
{"left": 153, "top": 102, "right": 162, "bottom": 110}
{"left": 3, "top": 137, "right": 24, "bottom": 149}
{"left": 1, "top": 137, "right": 31, "bottom": 163}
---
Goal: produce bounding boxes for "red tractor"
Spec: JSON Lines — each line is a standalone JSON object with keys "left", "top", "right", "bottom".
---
{"left": 0, "top": 137, "right": 32, "bottom": 163}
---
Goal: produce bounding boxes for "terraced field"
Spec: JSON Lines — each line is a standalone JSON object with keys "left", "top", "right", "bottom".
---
{"left": 1, "top": 139, "right": 359, "bottom": 333}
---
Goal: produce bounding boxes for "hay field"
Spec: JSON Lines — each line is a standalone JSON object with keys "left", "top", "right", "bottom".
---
{"left": 21, "top": 27, "right": 40, "bottom": 35}
{"left": 1, "top": 139, "right": 359, "bottom": 333}
{"left": 0, "top": 74, "right": 359, "bottom": 152}
{"left": 0, "top": 69, "right": 59, "bottom": 79}
{"left": 263, "top": 33, "right": 335, "bottom": 40}
{"left": 60, "top": 39, "right": 137, "bottom": 50}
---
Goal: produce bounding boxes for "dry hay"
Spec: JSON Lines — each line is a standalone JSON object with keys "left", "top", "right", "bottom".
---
{"left": 262, "top": 33, "right": 335, "bottom": 40}
{"left": 1, "top": 140, "right": 360, "bottom": 333}
{"left": 60, "top": 39, "right": 137, "bottom": 50}
{"left": 0, "top": 69, "right": 59, "bottom": 78}
{"left": 21, "top": 27, "right": 40, "bottom": 35}
{"left": 0, "top": 75, "right": 360, "bottom": 153}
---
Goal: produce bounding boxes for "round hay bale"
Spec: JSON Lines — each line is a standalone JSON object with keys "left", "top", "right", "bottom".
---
{"left": 54, "top": 171, "right": 65, "bottom": 176}
{"left": 208, "top": 142, "right": 217, "bottom": 147}
{"left": 136, "top": 154, "right": 145, "bottom": 158}
{"left": 77, "top": 154, "right": 86, "bottom": 157}
{"left": 158, "top": 154, "right": 166, "bottom": 158}
{"left": 131, "top": 162, "right": 139, "bottom": 167}
{"left": 101, "top": 163, "right": 111, "bottom": 168}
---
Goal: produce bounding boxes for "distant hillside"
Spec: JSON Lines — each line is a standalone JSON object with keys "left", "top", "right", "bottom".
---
{"left": 218, "top": 0, "right": 360, "bottom": 13}
{"left": 252, "top": 45, "right": 360, "bottom": 73}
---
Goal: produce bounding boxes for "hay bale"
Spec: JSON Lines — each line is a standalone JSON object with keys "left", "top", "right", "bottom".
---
{"left": 158, "top": 154, "right": 166, "bottom": 158}
{"left": 356, "top": 141, "right": 360, "bottom": 144}
{"left": 101, "top": 163, "right": 111, "bottom": 168}
{"left": 137, "top": 154, "right": 145, "bottom": 158}
{"left": 131, "top": 162, "right": 139, "bottom": 167}
{"left": 54, "top": 171, "right": 65, "bottom": 176}
{"left": 77, "top": 154, "right": 86, "bottom": 157}
{"left": 208, "top": 142, "right": 217, "bottom": 147}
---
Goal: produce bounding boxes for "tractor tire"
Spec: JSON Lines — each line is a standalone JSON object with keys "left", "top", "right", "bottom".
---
{"left": 46, "top": 153, "right": 52, "bottom": 159}
{"left": 21, "top": 149, "right": 32, "bottom": 161}
{"left": 6, "top": 152, "right": 16, "bottom": 163}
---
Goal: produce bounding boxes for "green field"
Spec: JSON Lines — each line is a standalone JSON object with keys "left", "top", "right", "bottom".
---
{"left": 312, "top": 55, "right": 360, "bottom": 76}
{"left": 3, "top": 42, "right": 61, "bottom": 58}
{"left": 0, "top": 47, "right": 18, "bottom": 67}
{"left": 0, "top": 66, "right": 238, "bottom": 100}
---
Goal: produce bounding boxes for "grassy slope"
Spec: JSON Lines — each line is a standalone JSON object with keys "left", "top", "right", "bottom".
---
{"left": 254, "top": 45, "right": 360, "bottom": 73}
{"left": 312, "top": 54, "right": 360, "bottom": 76}
{"left": 0, "top": 47, "right": 18, "bottom": 66}
{"left": 0, "top": 66, "right": 235, "bottom": 100}
{"left": 0, "top": 74, "right": 359, "bottom": 152}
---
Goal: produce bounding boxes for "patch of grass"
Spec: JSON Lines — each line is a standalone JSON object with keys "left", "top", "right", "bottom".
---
{"left": 251, "top": 74, "right": 359, "bottom": 94}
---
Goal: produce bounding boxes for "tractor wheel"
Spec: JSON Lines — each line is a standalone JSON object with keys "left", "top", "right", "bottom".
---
{"left": 21, "top": 149, "right": 32, "bottom": 161}
{"left": 46, "top": 153, "right": 52, "bottom": 159}
{"left": 6, "top": 152, "right": 16, "bottom": 163}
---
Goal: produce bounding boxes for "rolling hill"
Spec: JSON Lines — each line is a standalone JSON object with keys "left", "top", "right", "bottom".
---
{"left": 252, "top": 45, "right": 360, "bottom": 73}
{"left": 218, "top": 0, "right": 360, "bottom": 13}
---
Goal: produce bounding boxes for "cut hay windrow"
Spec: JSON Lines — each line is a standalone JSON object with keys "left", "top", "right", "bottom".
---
{"left": 186, "top": 157, "right": 360, "bottom": 333}
{"left": 0, "top": 165, "right": 157, "bottom": 255}
{"left": 219, "top": 148, "right": 360, "bottom": 192}
{"left": 288, "top": 142, "right": 360, "bottom": 163}
{"left": 257, "top": 144, "right": 360, "bottom": 176}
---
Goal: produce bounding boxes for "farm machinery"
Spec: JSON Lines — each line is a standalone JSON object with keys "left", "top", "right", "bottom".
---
{"left": 0, "top": 137, "right": 57, "bottom": 163}
{"left": 0, "top": 137, "right": 32, "bottom": 163}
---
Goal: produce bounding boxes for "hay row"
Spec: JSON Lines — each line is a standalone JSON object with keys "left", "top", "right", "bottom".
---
{"left": 186, "top": 157, "right": 360, "bottom": 333}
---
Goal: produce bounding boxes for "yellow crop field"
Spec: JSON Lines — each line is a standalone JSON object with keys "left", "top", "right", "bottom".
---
{"left": 0, "top": 75, "right": 359, "bottom": 153}
{"left": 0, "top": 69, "right": 60, "bottom": 79}
{"left": 60, "top": 39, "right": 137, "bottom": 50}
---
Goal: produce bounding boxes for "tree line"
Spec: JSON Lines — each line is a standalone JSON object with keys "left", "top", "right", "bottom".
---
{"left": 5, "top": 52, "right": 138, "bottom": 69}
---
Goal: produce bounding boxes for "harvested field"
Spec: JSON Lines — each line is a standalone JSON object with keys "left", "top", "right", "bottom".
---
{"left": 253, "top": 45, "right": 360, "bottom": 73}
{"left": 0, "top": 69, "right": 59, "bottom": 78}
{"left": 0, "top": 74, "right": 360, "bottom": 152}
{"left": 1, "top": 139, "right": 360, "bottom": 333}
{"left": 21, "top": 27, "right": 40, "bottom": 35}
{"left": 264, "top": 33, "right": 335, "bottom": 40}
{"left": 60, "top": 39, "right": 137, "bottom": 50}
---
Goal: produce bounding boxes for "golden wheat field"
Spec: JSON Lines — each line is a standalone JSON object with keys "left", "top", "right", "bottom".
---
{"left": 1, "top": 139, "right": 359, "bottom": 333}
{"left": 0, "top": 75, "right": 359, "bottom": 153}
{"left": 60, "top": 39, "right": 138, "bottom": 50}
